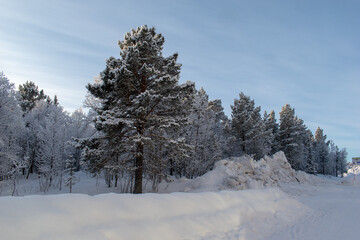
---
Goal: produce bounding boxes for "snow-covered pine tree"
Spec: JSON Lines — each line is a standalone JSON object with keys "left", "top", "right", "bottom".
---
{"left": 331, "top": 146, "right": 347, "bottom": 177}
{"left": 83, "top": 26, "right": 195, "bottom": 193}
{"left": 18, "top": 81, "right": 46, "bottom": 112}
{"left": 327, "top": 141, "right": 338, "bottom": 176}
{"left": 338, "top": 148, "right": 348, "bottom": 177}
{"left": 263, "top": 110, "right": 280, "bottom": 155}
{"left": 208, "top": 99, "right": 232, "bottom": 159}
{"left": 65, "top": 158, "right": 76, "bottom": 193}
{"left": 334, "top": 145, "right": 341, "bottom": 177}
{"left": 278, "top": 104, "right": 309, "bottom": 170}
{"left": 231, "top": 92, "right": 266, "bottom": 159}
{"left": 294, "top": 116, "right": 315, "bottom": 171}
{"left": 263, "top": 111, "right": 275, "bottom": 156}
{"left": 304, "top": 129, "right": 316, "bottom": 174}
{"left": 314, "top": 127, "right": 330, "bottom": 175}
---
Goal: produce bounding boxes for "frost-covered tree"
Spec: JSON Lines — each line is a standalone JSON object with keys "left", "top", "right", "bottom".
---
{"left": 327, "top": 140, "right": 338, "bottom": 176}
{"left": 208, "top": 99, "right": 232, "bottom": 159}
{"left": 181, "top": 88, "right": 222, "bottom": 178}
{"left": 25, "top": 98, "right": 69, "bottom": 191}
{"left": 338, "top": 148, "right": 348, "bottom": 177}
{"left": 304, "top": 129, "right": 316, "bottom": 174}
{"left": 82, "top": 26, "right": 195, "bottom": 193}
{"left": 65, "top": 158, "right": 76, "bottom": 193}
{"left": 231, "top": 92, "right": 266, "bottom": 159}
{"left": 67, "top": 108, "right": 95, "bottom": 171}
{"left": 293, "top": 117, "right": 316, "bottom": 171}
{"left": 0, "top": 72, "right": 26, "bottom": 184}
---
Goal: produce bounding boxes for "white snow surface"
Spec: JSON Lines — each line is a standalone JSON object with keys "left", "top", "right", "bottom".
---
{"left": 0, "top": 188, "right": 307, "bottom": 240}
{"left": 1, "top": 152, "right": 360, "bottom": 240}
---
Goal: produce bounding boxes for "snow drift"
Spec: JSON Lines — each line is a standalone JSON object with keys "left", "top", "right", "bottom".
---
{"left": 0, "top": 188, "right": 308, "bottom": 240}
{"left": 165, "top": 151, "right": 320, "bottom": 193}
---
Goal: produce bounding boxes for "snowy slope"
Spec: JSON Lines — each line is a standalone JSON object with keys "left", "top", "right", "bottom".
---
{"left": 0, "top": 188, "right": 308, "bottom": 240}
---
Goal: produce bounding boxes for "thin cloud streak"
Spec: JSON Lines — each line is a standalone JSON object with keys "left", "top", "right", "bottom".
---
{"left": 0, "top": 0, "right": 359, "bottom": 159}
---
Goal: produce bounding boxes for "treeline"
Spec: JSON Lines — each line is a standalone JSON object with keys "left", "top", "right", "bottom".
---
{"left": 0, "top": 74, "right": 95, "bottom": 194}
{"left": 0, "top": 26, "right": 347, "bottom": 194}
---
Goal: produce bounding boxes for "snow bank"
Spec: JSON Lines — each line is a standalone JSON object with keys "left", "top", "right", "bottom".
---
{"left": 0, "top": 188, "right": 308, "bottom": 240}
{"left": 179, "top": 151, "right": 318, "bottom": 192}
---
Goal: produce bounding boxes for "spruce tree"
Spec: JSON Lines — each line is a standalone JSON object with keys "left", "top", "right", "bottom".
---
{"left": 83, "top": 26, "right": 195, "bottom": 193}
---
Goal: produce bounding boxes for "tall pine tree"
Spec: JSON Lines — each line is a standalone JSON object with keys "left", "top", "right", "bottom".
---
{"left": 314, "top": 127, "right": 329, "bottom": 175}
{"left": 82, "top": 26, "right": 195, "bottom": 193}
{"left": 278, "top": 104, "right": 304, "bottom": 170}
{"left": 18, "top": 81, "right": 46, "bottom": 112}
{"left": 231, "top": 92, "right": 266, "bottom": 159}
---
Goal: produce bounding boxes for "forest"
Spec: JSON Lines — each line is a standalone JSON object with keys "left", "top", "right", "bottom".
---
{"left": 0, "top": 26, "right": 347, "bottom": 194}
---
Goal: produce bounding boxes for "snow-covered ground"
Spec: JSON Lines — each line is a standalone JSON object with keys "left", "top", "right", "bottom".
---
{"left": 270, "top": 181, "right": 360, "bottom": 240}
{"left": 0, "top": 188, "right": 307, "bottom": 240}
{"left": 1, "top": 153, "right": 360, "bottom": 240}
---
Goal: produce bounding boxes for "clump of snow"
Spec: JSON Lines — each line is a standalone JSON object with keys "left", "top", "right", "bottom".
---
{"left": 0, "top": 188, "right": 308, "bottom": 240}
{"left": 175, "top": 151, "right": 318, "bottom": 193}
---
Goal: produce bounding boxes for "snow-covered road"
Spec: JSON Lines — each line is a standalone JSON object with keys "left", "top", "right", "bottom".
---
{"left": 269, "top": 182, "right": 360, "bottom": 240}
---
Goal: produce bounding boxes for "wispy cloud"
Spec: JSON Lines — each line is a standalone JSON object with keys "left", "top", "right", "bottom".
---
{"left": 1, "top": 0, "right": 359, "bottom": 159}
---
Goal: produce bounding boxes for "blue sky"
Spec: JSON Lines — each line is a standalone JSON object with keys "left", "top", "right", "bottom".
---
{"left": 1, "top": 0, "right": 359, "bottom": 160}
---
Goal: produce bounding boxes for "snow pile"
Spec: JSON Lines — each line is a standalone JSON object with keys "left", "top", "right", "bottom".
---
{"left": 183, "top": 151, "right": 316, "bottom": 192}
{"left": 0, "top": 188, "right": 308, "bottom": 240}
{"left": 339, "top": 165, "right": 360, "bottom": 186}
{"left": 347, "top": 164, "right": 360, "bottom": 175}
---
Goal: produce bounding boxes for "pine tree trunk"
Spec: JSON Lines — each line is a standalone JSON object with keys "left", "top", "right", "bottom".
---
{"left": 335, "top": 157, "right": 339, "bottom": 177}
{"left": 242, "top": 132, "right": 246, "bottom": 153}
{"left": 26, "top": 149, "right": 36, "bottom": 179}
{"left": 134, "top": 141, "right": 144, "bottom": 194}
{"left": 134, "top": 120, "right": 144, "bottom": 194}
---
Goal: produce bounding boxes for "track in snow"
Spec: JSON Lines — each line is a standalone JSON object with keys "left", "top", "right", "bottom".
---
{"left": 269, "top": 182, "right": 360, "bottom": 240}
